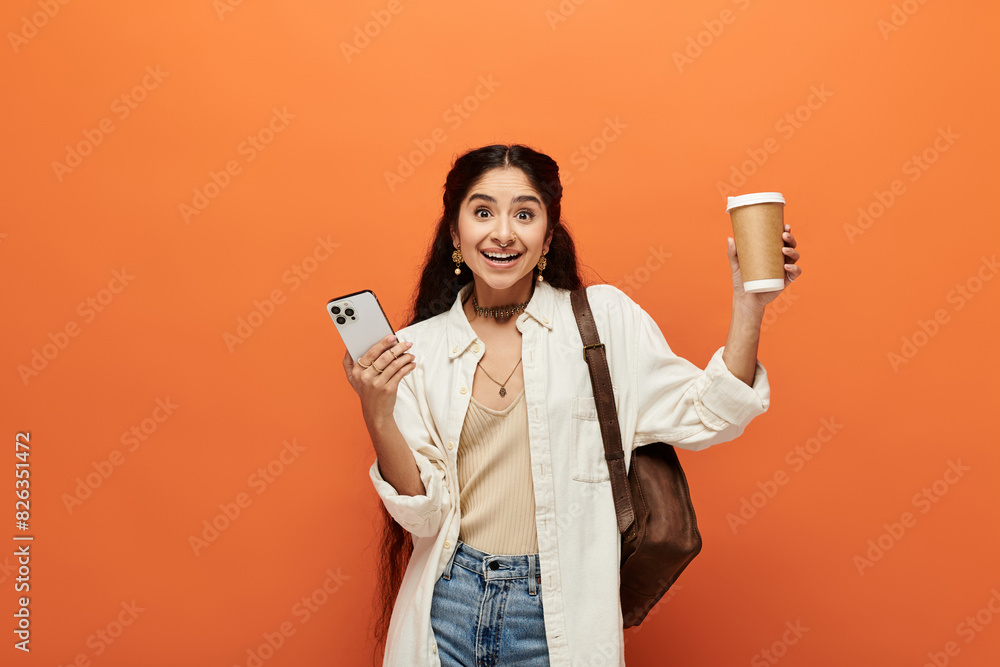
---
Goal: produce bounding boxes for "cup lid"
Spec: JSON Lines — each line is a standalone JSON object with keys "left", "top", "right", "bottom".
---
{"left": 726, "top": 192, "right": 785, "bottom": 213}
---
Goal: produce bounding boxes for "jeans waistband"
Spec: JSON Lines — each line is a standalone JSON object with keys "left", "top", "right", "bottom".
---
{"left": 449, "top": 540, "right": 541, "bottom": 581}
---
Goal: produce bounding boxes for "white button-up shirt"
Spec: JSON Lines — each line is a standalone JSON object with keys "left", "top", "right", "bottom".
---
{"left": 369, "top": 279, "right": 770, "bottom": 666}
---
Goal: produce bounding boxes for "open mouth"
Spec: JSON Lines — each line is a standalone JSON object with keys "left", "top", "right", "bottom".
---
{"left": 481, "top": 251, "right": 522, "bottom": 264}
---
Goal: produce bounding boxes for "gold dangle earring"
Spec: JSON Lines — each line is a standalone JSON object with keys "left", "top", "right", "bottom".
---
{"left": 536, "top": 250, "right": 547, "bottom": 282}
{"left": 452, "top": 247, "right": 463, "bottom": 275}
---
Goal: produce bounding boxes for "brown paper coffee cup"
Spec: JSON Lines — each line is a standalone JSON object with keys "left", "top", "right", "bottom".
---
{"left": 726, "top": 192, "right": 786, "bottom": 293}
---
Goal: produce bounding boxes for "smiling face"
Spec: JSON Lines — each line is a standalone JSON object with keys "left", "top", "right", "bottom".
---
{"left": 450, "top": 167, "right": 553, "bottom": 300}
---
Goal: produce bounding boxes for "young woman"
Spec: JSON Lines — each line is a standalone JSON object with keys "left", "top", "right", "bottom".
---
{"left": 342, "top": 144, "right": 801, "bottom": 666}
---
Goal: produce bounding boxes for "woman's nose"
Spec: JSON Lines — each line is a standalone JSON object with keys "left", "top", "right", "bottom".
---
{"left": 493, "top": 217, "right": 513, "bottom": 240}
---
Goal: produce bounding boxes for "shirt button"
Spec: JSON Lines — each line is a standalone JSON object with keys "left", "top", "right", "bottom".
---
{"left": 432, "top": 644, "right": 437, "bottom": 654}
{"left": 472, "top": 344, "right": 480, "bottom": 353}
{"left": 444, "top": 541, "right": 451, "bottom": 549}
{"left": 543, "top": 317, "right": 549, "bottom": 324}
{"left": 452, "top": 346, "right": 458, "bottom": 353}
{"left": 447, "top": 441, "right": 454, "bottom": 450}
{"left": 460, "top": 387, "right": 467, "bottom": 394}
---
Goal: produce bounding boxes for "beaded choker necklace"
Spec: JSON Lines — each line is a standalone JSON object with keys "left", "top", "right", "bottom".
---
{"left": 471, "top": 285, "right": 534, "bottom": 319}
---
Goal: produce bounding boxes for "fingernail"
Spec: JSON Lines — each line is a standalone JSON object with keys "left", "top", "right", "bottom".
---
{"left": 406, "top": 341, "right": 413, "bottom": 347}
{"left": 388, "top": 335, "right": 397, "bottom": 343}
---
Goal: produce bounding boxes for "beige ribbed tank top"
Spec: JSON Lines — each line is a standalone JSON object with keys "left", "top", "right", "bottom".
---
{"left": 457, "top": 386, "right": 539, "bottom": 555}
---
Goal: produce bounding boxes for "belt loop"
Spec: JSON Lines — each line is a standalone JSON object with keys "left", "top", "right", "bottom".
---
{"left": 528, "top": 554, "right": 537, "bottom": 595}
{"left": 443, "top": 541, "right": 458, "bottom": 580}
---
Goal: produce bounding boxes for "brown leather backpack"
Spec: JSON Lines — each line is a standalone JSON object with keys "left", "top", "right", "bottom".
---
{"left": 570, "top": 288, "right": 703, "bottom": 628}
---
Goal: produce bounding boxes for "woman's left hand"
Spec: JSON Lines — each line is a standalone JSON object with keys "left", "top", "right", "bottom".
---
{"left": 728, "top": 223, "right": 801, "bottom": 313}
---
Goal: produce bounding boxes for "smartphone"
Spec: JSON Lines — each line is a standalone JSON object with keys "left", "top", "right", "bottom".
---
{"left": 326, "top": 289, "right": 397, "bottom": 364}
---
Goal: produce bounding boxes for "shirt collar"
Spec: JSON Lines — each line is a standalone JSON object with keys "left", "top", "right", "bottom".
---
{"left": 446, "top": 280, "right": 556, "bottom": 358}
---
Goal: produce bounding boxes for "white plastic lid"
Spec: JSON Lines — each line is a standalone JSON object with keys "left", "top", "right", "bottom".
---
{"left": 726, "top": 192, "right": 785, "bottom": 213}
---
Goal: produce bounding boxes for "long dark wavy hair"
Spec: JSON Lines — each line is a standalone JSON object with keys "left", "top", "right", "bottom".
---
{"left": 370, "top": 144, "right": 586, "bottom": 664}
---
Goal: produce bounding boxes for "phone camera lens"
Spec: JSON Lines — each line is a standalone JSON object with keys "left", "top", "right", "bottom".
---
{"left": 336, "top": 316, "right": 346, "bottom": 325}
{"left": 331, "top": 306, "right": 341, "bottom": 315}
{"left": 345, "top": 308, "right": 355, "bottom": 317}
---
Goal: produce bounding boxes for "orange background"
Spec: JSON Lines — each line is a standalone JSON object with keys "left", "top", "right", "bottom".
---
{"left": 3, "top": 1, "right": 999, "bottom": 665}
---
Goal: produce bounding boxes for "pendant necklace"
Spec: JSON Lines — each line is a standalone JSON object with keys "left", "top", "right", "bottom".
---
{"left": 477, "top": 357, "right": 522, "bottom": 397}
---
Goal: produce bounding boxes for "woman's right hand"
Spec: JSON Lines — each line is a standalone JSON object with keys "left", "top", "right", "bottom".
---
{"left": 342, "top": 335, "right": 415, "bottom": 430}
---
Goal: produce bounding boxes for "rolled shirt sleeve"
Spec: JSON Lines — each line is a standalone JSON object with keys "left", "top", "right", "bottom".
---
{"left": 367, "top": 368, "right": 452, "bottom": 538}
{"left": 629, "top": 298, "right": 770, "bottom": 452}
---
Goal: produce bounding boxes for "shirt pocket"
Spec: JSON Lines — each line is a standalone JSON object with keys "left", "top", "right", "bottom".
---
{"left": 570, "top": 386, "right": 619, "bottom": 483}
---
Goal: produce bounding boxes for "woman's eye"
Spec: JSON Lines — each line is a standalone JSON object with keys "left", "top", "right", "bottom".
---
{"left": 473, "top": 207, "right": 534, "bottom": 220}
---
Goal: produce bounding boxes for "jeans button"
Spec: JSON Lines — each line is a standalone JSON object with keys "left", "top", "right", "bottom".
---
{"left": 488, "top": 560, "right": 499, "bottom": 570}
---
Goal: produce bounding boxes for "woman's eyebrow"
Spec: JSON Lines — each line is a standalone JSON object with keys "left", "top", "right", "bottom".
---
{"left": 468, "top": 193, "right": 542, "bottom": 206}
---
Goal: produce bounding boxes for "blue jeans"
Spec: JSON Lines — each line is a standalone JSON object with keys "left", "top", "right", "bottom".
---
{"left": 430, "top": 540, "right": 550, "bottom": 666}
